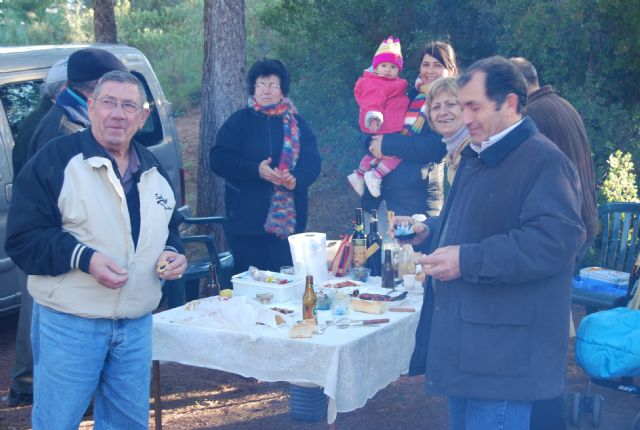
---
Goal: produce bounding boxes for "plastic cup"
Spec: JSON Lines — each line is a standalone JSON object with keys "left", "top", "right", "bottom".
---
{"left": 402, "top": 274, "right": 416, "bottom": 290}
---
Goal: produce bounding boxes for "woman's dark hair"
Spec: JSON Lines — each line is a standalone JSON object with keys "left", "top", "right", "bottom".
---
{"left": 247, "top": 59, "right": 290, "bottom": 96}
{"left": 420, "top": 41, "right": 459, "bottom": 77}
{"left": 458, "top": 56, "right": 528, "bottom": 113}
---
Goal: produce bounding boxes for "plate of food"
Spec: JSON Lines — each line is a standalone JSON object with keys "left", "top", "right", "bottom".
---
{"left": 322, "top": 279, "right": 363, "bottom": 289}
{"left": 349, "top": 289, "right": 408, "bottom": 314}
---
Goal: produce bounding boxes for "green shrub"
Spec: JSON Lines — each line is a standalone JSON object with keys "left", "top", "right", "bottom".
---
{"left": 117, "top": 0, "right": 203, "bottom": 112}
{"left": 601, "top": 150, "right": 639, "bottom": 203}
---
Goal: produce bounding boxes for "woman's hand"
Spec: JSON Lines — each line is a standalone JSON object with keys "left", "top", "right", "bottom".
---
{"left": 369, "top": 135, "right": 384, "bottom": 159}
{"left": 259, "top": 158, "right": 283, "bottom": 185}
{"left": 280, "top": 169, "right": 297, "bottom": 190}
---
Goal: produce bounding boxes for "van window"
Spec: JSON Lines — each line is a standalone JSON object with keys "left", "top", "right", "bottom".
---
{"left": 0, "top": 80, "right": 42, "bottom": 139}
{"left": 1, "top": 74, "right": 165, "bottom": 149}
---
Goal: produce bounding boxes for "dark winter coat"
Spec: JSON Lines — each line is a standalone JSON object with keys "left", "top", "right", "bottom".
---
{"left": 379, "top": 121, "right": 446, "bottom": 217}
{"left": 526, "top": 85, "right": 598, "bottom": 241}
{"left": 410, "top": 118, "right": 585, "bottom": 400}
{"left": 29, "top": 88, "right": 90, "bottom": 158}
{"left": 210, "top": 107, "right": 321, "bottom": 236}
{"left": 12, "top": 97, "right": 53, "bottom": 177}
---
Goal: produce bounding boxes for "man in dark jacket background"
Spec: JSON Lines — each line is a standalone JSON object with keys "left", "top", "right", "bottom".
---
{"left": 12, "top": 59, "right": 67, "bottom": 178}
{"left": 411, "top": 56, "right": 585, "bottom": 429}
{"left": 511, "top": 56, "right": 599, "bottom": 430}
{"left": 28, "top": 48, "right": 127, "bottom": 158}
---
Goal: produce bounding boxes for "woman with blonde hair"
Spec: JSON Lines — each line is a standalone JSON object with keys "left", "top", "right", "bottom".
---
{"left": 425, "top": 76, "right": 471, "bottom": 185}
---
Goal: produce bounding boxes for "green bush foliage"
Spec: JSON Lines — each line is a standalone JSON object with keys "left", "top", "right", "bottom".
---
{"left": 601, "top": 150, "right": 639, "bottom": 203}
{"left": 258, "top": 0, "right": 640, "bottom": 200}
{"left": 116, "top": 0, "right": 204, "bottom": 112}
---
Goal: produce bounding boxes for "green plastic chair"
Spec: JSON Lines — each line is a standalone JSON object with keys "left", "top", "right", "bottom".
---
{"left": 572, "top": 202, "right": 640, "bottom": 311}
{"left": 163, "top": 216, "right": 235, "bottom": 308}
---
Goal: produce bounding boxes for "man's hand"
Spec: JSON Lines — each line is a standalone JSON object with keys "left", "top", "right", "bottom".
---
{"left": 258, "top": 158, "right": 283, "bottom": 185}
{"left": 89, "top": 252, "right": 128, "bottom": 289}
{"left": 369, "top": 135, "right": 384, "bottom": 159}
{"left": 368, "top": 119, "right": 381, "bottom": 133}
{"left": 280, "top": 169, "right": 297, "bottom": 190}
{"left": 420, "top": 245, "right": 461, "bottom": 281}
{"left": 156, "top": 251, "right": 188, "bottom": 281}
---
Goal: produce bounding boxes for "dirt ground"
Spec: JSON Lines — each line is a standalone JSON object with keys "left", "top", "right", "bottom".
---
{"left": 1, "top": 108, "right": 639, "bottom": 430}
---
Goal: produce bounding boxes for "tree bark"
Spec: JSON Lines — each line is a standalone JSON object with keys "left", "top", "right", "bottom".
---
{"left": 94, "top": 0, "right": 118, "bottom": 43}
{"left": 198, "top": 0, "right": 246, "bottom": 223}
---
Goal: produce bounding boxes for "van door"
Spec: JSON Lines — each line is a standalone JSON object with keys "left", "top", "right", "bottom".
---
{"left": 0, "top": 80, "right": 40, "bottom": 315}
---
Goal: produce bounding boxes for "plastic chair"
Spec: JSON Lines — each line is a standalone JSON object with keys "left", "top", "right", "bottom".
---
{"left": 164, "top": 216, "right": 234, "bottom": 308}
{"left": 572, "top": 202, "right": 640, "bottom": 311}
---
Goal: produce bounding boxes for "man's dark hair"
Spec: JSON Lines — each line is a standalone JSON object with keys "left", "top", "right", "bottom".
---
{"left": 458, "top": 56, "right": 528, "bottom": 113}
{"left": 69, "top": 79, "right": 99, "bottom": 96}
{"left": 247, "top": 59, "right": 291, "bottom": 96}
{"left": 510, "top": 57, "right": 539, "bottom": 87}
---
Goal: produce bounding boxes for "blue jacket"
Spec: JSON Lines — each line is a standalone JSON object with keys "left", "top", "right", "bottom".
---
{"left": 378, "top": 87, "right": 446, "bottom": 217}
{"left": 410, "top": 118, "right": 585, "bottom": 400}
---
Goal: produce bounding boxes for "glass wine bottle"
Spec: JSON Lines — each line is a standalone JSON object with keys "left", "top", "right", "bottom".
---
{"left": 366, "top": 209, "right": 382, "bottom": 276}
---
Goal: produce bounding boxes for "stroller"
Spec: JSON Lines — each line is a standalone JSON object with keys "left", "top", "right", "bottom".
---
{"left": 572, "top": 264, "right": 640, "bottom": 428}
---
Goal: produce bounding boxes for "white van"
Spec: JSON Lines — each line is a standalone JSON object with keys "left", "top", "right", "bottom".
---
{"left": 0, "top": 44, "right": 189, "bottom": 315}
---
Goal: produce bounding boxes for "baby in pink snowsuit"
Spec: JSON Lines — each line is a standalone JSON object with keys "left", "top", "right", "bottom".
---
{"left": 348, "top": 36, "right": 410, "bottom": 197}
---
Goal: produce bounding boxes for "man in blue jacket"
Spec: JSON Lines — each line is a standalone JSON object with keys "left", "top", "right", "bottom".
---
{"left": 410, "top": 56, "right": 585, "bottom": 429}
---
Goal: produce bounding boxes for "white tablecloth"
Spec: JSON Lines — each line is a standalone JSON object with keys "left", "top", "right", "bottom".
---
{"left": 152, "top": 287, "right": 422, "bottom": 424}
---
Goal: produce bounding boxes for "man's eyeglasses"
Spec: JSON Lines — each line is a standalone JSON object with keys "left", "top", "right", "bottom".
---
{"left": 255, "top": 82, "right": 281, "bottom": 90}
{"left": 95, "top": 97, "right": 140, "bottom": 114}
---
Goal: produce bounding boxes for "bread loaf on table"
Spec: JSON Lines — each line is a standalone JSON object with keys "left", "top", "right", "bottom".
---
{"left": 289, "top": 320, "right": 316, "bottom": 338}
{"left": 350, "top": 298, "right": 388, "bottom": 314}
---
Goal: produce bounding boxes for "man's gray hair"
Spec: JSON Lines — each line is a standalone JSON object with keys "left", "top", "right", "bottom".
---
{"left": 93, "top": 70, "right": 148, "bottom": 105}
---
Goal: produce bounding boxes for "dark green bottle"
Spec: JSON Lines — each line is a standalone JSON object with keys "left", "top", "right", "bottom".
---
{"left": 366, "top": 210, "right": 382, "bottom": 276}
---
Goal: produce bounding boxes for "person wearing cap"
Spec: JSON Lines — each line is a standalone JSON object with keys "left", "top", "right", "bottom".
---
{"left": 12, "top": 59, "right": 68, "bottom": 178}
{"left": 28, "top": 47, "right": 127, "bottom": 158}
{"left": 6, "top": 70, "right": 186, "bottom": 428}
{"left": 348, "top": 36, "right": 411, "bottom": 198}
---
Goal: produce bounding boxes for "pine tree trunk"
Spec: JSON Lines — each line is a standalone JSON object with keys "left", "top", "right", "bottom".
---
{"left": 93, "top": 0, "right": 118, "bottom": 44}
{"left": 198, "top": 0, "right": 246, "bottom": 243}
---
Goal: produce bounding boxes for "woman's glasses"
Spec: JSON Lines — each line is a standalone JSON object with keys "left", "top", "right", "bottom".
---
{"left": 255, "top": 82, "right": 280, "bottom": 90}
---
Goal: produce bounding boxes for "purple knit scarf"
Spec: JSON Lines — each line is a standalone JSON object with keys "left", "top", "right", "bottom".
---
{"left": 249, "top": 96, "right": 301, "bottom": 239}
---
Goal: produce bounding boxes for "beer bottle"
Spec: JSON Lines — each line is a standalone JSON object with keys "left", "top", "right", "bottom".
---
{"left": 352, "top": 208, "right": 367, "bottom": 267}
{"left": 366, "top": 209, "right": 382, "bottom": 276}
{"left": 207, "top": 262, "right": 221, "bottom": 297}
{"left": 382, "top": 249, "right": 395, "bottom": 289}
{"left": 302, "top": 275, "right": 317, "bottom": 322}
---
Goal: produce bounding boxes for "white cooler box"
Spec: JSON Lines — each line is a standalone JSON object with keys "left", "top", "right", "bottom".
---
{"left": 232, "top": 271, "right": 304, "bottom": 303}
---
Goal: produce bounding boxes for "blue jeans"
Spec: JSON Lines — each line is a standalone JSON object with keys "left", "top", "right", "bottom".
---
{"left": 449, "top": 396, "right": 533, "bottom": 430}
{"left": 31, "top": 303, "right": 152, "bottom": 430}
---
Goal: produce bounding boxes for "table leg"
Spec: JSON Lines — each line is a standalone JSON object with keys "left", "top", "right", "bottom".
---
{"left": 152, "top": 360, "right": 162, "bottom": 430}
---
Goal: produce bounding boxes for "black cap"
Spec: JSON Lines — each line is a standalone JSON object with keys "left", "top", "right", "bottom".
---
{"left": 67, "top": 48, "right": 127, "bottom": 82}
